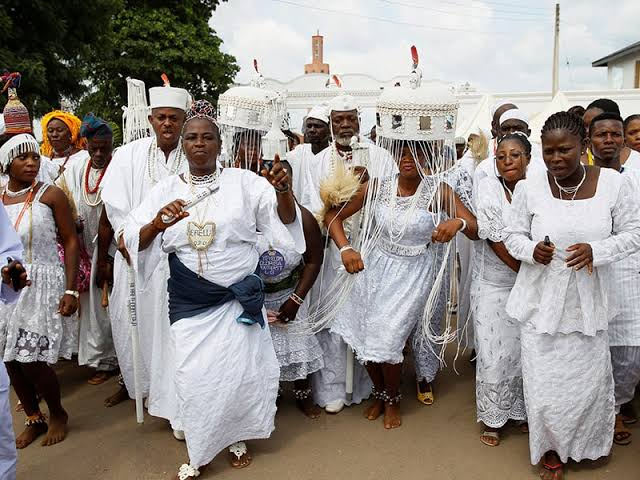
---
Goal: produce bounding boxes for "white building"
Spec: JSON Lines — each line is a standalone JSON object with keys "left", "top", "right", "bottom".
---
{"left": 244, "top": 33, "right": 640, "bottom": 139}
{"left": 593, "top": 41, "right": 640, "bottom": 90}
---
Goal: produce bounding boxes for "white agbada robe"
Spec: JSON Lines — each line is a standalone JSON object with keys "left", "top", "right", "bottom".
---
{"left": 123, "top": 169, "right": 304, "bottom": 468}
{"left": 608, "top": 168, "right": 640, "bottom": 411}
{"left": 56, "top": 157, "right": 117, "bottom": 371}
{"left": 101, "top": 136, "right": 186, "bottom": 428}
{"left": 286, "top": 143, "right": 318, "bottom": 201}
{"left": 302, "top": 140, "right": 394, "bottom": 407}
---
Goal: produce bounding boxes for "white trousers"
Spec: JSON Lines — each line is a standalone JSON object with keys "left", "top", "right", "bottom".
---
{"left": 0, "top": 364, "right": 16, "bottom": 480}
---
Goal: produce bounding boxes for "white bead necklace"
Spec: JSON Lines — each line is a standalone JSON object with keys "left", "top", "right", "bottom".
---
{"left": 146, "top": 137, "right": 185, "bottom": 184}
{"left": 554, "top": 164, "right": 586, "bottom": 201}
{"left": 4, "top": 182, "right": 35, "bottom": 198}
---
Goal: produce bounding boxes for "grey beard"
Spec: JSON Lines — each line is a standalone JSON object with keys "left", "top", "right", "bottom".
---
{"left": 335, "top": 135, "right": 353, "bottom": 147}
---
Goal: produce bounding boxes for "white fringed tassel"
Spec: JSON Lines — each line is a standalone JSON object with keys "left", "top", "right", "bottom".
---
{"left": 122, "top": 78, "right": 152, "bottom": 145}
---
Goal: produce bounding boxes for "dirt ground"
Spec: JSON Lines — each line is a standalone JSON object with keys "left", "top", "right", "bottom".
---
{"left": 11, "top": 354, "right": 640, "bottom": 480}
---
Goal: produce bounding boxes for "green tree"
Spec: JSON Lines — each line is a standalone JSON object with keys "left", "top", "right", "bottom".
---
{"left": 80, "top": 0, "right": 238, "bottom": 125}
{"left": 0, "top": 0, "right": 119, "bottom": 116}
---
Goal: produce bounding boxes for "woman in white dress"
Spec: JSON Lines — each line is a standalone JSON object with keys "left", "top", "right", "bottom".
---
{"left": 326, "top": 140, "right": 478, "bottom": 429}
{"left": 504, "top": 111, "right": 640, "bottom": 480}
{"left": 473, "top": 133, "right": 530, "bottom": 447}
{"left": 123, "top": 100, "right": 303, "bottom": 480}
{"left": 0, "top": 134, "right": 79, "bottom": 449}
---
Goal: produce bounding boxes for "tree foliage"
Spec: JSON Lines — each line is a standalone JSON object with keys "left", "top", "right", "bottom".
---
{"left": 1, "top": 1, "right": 238, "bottom": 126}
{"left": 0, "top": 0, "right": 118, "bottom": 116}
{"left": 80, "top": 0, "right": 238, "bottom": 124}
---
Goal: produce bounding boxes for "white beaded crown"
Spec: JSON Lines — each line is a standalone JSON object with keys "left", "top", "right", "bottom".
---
{"left": 376, "top": 46, "right": 458, "bottom": 142}
{"left": 217, "top": 85, "right": 277, "bottom": 132}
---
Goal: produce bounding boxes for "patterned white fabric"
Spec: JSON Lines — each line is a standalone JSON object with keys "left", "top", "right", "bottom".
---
{"left": 504, "top": 169, "right": 640, "bottom": 465}
{"left": 124, "top": 169, "right": 304, "bottom": 468}
{"left": 472, "top": 175, "right": 525, "bottom": 428}
{"left": 101, "top": 136, "right": 187, "bottom": 429}
{"left": 505, "top": 169, "right": 640, "bottom": 336}
{"left": 57, "top": 156, "right": 117, "bottom": 371}
{"left": 521, "top": 325, "right": 614, "bottom": 464}
{"left": 611, "top": 345, "right": 640, "bottom": 411}
{"left": 0, "top": 185, "right": 77, "bottom": 363}
{"left": 608, "top": 169, "right": 640, "bottom": 346}
{"left": 256, "top": 233, "right": 324, "bottom": 381}
{"left": 331, "top": 177, "right": 440, "bottom": 364}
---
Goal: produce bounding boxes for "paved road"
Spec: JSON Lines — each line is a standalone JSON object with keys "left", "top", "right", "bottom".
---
{"left": 12, "top": 355, "right": 639, "bottom": 479}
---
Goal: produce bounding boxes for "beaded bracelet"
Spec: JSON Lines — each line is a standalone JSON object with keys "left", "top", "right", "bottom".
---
{"left": 290, "top": 292, "right": 304, "bottom": 306}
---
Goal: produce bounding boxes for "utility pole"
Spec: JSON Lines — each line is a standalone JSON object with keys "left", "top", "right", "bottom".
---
{"left": 552, "top": 3, "right": 560, "bottom": 96}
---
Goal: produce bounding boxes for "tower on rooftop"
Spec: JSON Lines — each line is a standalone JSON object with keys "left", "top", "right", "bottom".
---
{"left": 304, "top": 31, "right": 330, "bottom": 75}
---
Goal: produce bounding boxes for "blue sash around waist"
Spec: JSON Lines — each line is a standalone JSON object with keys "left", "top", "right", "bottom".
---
{"left": 167, "top": 253, "right": 265, "bottom": 327}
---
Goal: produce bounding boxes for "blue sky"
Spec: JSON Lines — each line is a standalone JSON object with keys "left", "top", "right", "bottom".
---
{"left": 210, "top": 0, "right": 639, "bottom": 93}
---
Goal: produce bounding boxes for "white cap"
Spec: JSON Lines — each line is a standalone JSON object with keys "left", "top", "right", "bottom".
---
{"left": 149, "top": 86, "right": 192, "bottom": 111}
{"left": 500, "top": 109, "right": 529, "bottom": 126}
{"left": 491, "top": 99, "right": 516, "bottom": 118}
{"left": 329, "top": 94, "right": 359, "bottom": 114}
{"left": 306, "top": 104, "right": 329, "bottom": 124}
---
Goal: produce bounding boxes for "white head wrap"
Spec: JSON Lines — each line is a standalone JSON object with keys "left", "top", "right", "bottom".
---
{"left": 306, "top": 104, "right": 329, "bottom": 124}
{"left": 0, "top": 133, "right": 40, "bottom": 172}
{"left": 149, "top": 86, "right": 192, "bottom": 111}
{"left": 499, "top": 109, "right": 529, "bottom": 126}
{"left": 491, "top": 99, "right": 516, "bottom": 119}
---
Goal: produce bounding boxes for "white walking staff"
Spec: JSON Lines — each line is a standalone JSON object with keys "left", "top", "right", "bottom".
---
{"left": 345, "top": 345, "right": 354, "bottom": 402}
{"left": 127, "top": 264, "right": 144, "bottom": 424}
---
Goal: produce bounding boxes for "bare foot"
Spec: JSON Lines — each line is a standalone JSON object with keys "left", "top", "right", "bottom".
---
{"left": 296, "top": 397, "right": 322, "bottom": 419}
{"left": 229, "top": 443, "right": 252, "bottom": 469}
{"left": 15, "top": 423, "right": 47, "bottom": 449}
{"left": 539, "top": 451, "right": 563, "bottom": 480}
{"left": 104, "top": 386, "right": 129, "bottom": 407}
{"left": 383, "top": 402, "right": 401, "bottom": 429}
{"left": 363, "top": 399, "right": 384, "bottom": 421}
{"left": 42, "top": 410, "right": 68, "bottom": 446}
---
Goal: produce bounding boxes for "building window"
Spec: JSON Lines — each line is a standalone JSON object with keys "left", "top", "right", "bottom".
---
{"left": 610, "top": 66, "right": 624, "bottom": 90}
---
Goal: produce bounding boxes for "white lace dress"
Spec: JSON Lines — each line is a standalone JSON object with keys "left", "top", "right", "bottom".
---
{"left": 331, "top": 177, "right": 441, "bottom": 365}
{"left": 0, "top": 185, "right": 77, "bottom": 363}
{"left": 472, "top": 176, "right": 525, "bottom": 428}
{"left": 256, "top": 233, "right": 324, "bottom": 382}
{"left": 504, "top": 169, "right": 640, "bottom": 464}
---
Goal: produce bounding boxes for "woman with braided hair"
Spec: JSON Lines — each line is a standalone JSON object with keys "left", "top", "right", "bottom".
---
{"left": 503, "top": 111, "right": 640, "bottom": 479}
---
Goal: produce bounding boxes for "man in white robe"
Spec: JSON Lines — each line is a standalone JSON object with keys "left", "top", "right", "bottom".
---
{"left": 286, "top": 104, "right": 330, "bottom": 200}
{"left": 56, "top": 114, "right": 118, "bottom": 384}
{"left": 589, "top": 112, "right": 640, "bottom": 443}
{"left": 303, "top": 93, "right": 394, "bottom": 413}
{"left": 100, "top": 84, "right": 190, "bottom": 435}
